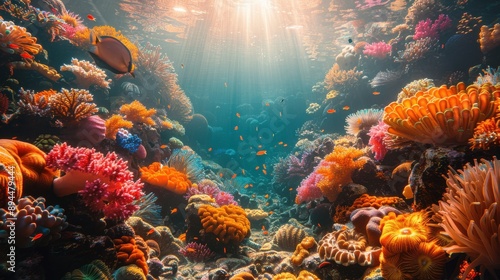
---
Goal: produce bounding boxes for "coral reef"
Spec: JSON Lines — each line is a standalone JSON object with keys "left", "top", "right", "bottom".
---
{"left": 49, "top": 88, "right": 98, "bottom": 126}
{"left": 113, "top": 235, "right": 149, "bottom": 275}
{"left": 105, "top": 114, "right": 134, "bottom": 140}
{"left": 120, "top": 100, "right": 156, "bottom": 126}
{"left": 198, "top": 204, "right": 251, "bottom": 247}
{"left": 324, "top": 64, "right": 362, "bottom": 91}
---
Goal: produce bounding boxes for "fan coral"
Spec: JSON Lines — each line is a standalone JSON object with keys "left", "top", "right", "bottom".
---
{"left": 179, "top": 242, "right": 215, "bottom": 262}
{"left": 345, "top": 108, "right": 383, "bottom": 136}
{"left": 273, "top": 224, "right": 307, "bottom": 251}
{"left": 116, "top": 129, "right": 142, "bottom": 154}
{"left": 318, "top": 228, "right": 380, "bottom": 266}
{"left": 49, "top": 88, "right": 98, "bottom": 125}
{"left": 384, "top": 82, "right": 500, "bottom": 147}
{"left": 479, "top": 24, "right": 500, "bottom": 54}
{"left": 0, "top": 196, "right": 68, "bottom": 248}
{"left": 413, "top": 14, "right": 452, "bottom": 40}
{"left": 363, "top": 41, "right": 392, "bottom": 59}
{"left": 0, "top": 19, "right": 42, "bottom": 56}
{"left": 324, "top": 64, "right": 362, "bottom": 91}
{"left": 60, "top": 58, "right": 112, "bottom": 89}
{"left": 139, "top": 162, "right": 192, "bottom": 195}
{"left": 120, "top": 100, "right": 156, "bottom": 126}
{"left": 368, "top": 120, "right": 390, "bottom": 161}
{"left": 437, "top": 157, "right": 500, "bottom": 277}
{"left": 0, "top": 139, "right": 58, "bottom": 207}
{"left": 105, "top": 114, "right": 134, "bottom": 140}
{"left": 113, "top": 235, "right": 148, "bottom": 275}
{"left": 198, "top": 204, "right": 250, "bottom": 246}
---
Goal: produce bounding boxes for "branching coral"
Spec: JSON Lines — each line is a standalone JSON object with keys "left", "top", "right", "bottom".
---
{"left": 139, "top": 162, "right": 192, "bottom": 195}
{"left": 383, "top": 82, "right": 500, "bottom": 147}
{"left": 345, "top": 108, "right": 384, "bottom": 136}
{"left": 368, "top": 120, "right": 390, "bottom": 161}
{"left": 179, "top": 242, "right": 215, "bottom": 262}
{"left": 469, "top": 117, "right": 500, "bottom": 150}
{"left": 413, "top": 14, "right": 452, "bottom": 40}
{"left": 105, "top": 114, "right": 134, "bottom": 140}
{"left": 437, "top": 157, "right": 500, "bottom": 277}
{"left": 60, "top": 58, "right": 112, "bottom": 89}
{"left": 9, "top": 61, "right": 62, "bottom": 81}
{"left": 363, "top": 41, "right": 392, "bottom": 59}
{"left": 49, "top": 88, "right": 98, "bottom": 125}
{"left": 0, "top": 18, "right": 42, "bottom": 56}
{"left": 17, "top": 88, "right": 57, "bottom": 116}
{"left": 119, "top": 100, "right": 156, "bottom": 126}
{"left": 398, "top": 37, "right": 437, "bottom": 63}
{"left": 479, "top": 24, "right": 500, "bottom": 54}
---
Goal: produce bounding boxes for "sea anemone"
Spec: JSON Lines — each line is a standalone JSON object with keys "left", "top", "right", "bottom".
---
{"left": 398, "top": 242, "right": 447, "bottom": 279}
{"left": 345, "top": 108, "right": 384, "bottom": 136}
{"left": 380, "top": 212, "right": 430, "bottom": 255}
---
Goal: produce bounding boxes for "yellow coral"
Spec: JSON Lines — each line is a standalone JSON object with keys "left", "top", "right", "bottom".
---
{"left": 479, "top": 24, "right": 500, "bottom": 53}
{"left": 324, "top": 63, "right": 362, "bottom": 91}
{"left": 315, "top": 146, "right": 367, "bottom": 202}
{"left": 105, "top": 114, "right": 134, "bottom": 140}
{"left": 119, "top": 100, "right": 156, "bottom": 126}
{"left": 198, "top": 204, "right": 250, "bottom": 245}
{"left": 10, "top": 61, "right": 62, "bottom": 82}
{"left": 291, "top": 236, "right": 317, "bottom": 266}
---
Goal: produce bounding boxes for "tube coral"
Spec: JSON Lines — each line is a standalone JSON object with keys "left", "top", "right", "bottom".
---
{"left": 60, "top": 58, "right": 112, "bottom": 89}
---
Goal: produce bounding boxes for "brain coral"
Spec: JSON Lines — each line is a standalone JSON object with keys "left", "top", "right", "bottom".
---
{"left": 140, "top": 162, "right": 191, "bottom": 195}
{"left": 273, "top": 224, "right": 307, "bottom": 251}
{"left": 198, "top": 204, "right": 250, "bottom": 245}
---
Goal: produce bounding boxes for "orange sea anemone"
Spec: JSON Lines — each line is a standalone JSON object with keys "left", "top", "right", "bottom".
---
{"left": 380, "top": 211, "right": 430, "bottom": 256}
{"left": 398, "top": 242, "right": 447, "bottom": 279}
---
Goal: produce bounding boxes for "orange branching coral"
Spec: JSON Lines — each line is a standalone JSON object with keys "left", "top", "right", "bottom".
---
{"left": 469, "top": 117, "right": 500, "bottom": 150}
{"left": 318, "top": 228, "right": 381, "bottom": 266}
{"left": 383, "top": 82, "right": 500, "bottom": 147}
{"left": 9, "top": 61, "right": 62, "bottom": 82}
{"left": 291, "top": 236, "right": 317, "bottom": 266}
{"left": 105, "top": 114, "right": 133, "bottom": 140}
{"left": 324, "top": 63, "right": 362, "bottom": 91}
{"left": 479, "top": 24, "right": 500, "bottom": 54}
{"left": 437, "top": 157, "right": 500, "bottom": 277}
{"left": 315, "top": 146, "right": 367, "bottom": 202}
{"left": 198, "top": 204, "right": 251, "bottom": 245}
{"left": 113, "top": 235, "right": 148, "bottom": 275}
{"left": 72, "top": 26, "right": 139, "bottom": 60}
{"left": 48, "top": 88, "right": 97, "bottom": 125}
{"left": 139, "top": 162, "right": 191, "bottom": 194}
{"left": 60, "top": 58, "right": 111, "bottom": 89}
{"left": 0, "top": 19, "right": 42, "bottom": 56}
{"left": 119, "top": 100, "right": 156, "bottom": 126}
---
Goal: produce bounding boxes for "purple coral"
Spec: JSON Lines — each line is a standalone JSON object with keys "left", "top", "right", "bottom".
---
{"left": 179, "top": 242, "right": 215, "bottom": 262}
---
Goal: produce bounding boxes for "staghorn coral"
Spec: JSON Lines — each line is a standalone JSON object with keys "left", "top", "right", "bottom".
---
{"left": 437, "top": 157, "right": 500, "bottom": 277}
{"left": 479, "top": 24, "right": 500, "bottom": 54}
{"left": 384, "top": 82, "right": 500, "bottom": 147}
{"left": 273, "top": 224, "right": 307, "bottom": 252}
{"left": 60, "top": 58, "right": 112, "bottom": 89}
{"left": 345, "top": 108, "right": 384, "bottom": 136}
{"left": 0, "top": 196, "right": 68, "bottom": 248}
{"left": 49, "top": 88, "right": 98, "bottom": 125}
{"left": 179, "top": 242, "right": 215, "bottom": 262}
{"left": 105, "top": 114, "right": 134, "bottom": 140}
{"left": 114, "top": 235, "right": 148, "bottom": 275}
{"left": 198, "top": 204, "right": 251, "bottom": 245}
{"left": 9, "top": 61, "right": 62, "bottom": 81}
{"left": 0, "top": 18, "right": 42, "bottom": 56}
{"left": 291, "top": 236, "right": 317, "bottom": 266}
{"left": 120, "top": 100, "right": 156, "bottom": 126}
{"left": 318, "top": 228, "right": 380, "bottom": 266}
{"left": 139, "top": 162, "right": 192, "bottom": 195}
{"left": 324, "top": 64, "right": 362, "bottom": 91}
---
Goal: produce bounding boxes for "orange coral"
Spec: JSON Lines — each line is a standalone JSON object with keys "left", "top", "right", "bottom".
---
{"left": 479, "top": 24, "right": 500, "bottom": 53}
{"left": 0, "top": 139, "right": 59, "bottom": 207}
{"left": 0, "top": 19, "right": 42, "bottom": 57}
{"left": 9, "top": 61, "right": 62, "bottom": 82}
{"left": 105, "top": 114, "right": 133, "bottom": 140}
{"left": 272, "top": 271, "right": 320, "bottom": 280}
{"left": 318, "top": 227, "right": 380, "bottom": 266}
{"left": 17, "top": 89, "right": 58, "bottom": 116}
{"left": 291, "top": 236, "right": 317, "bottom": 266}
{"left": 230, "top": 272, "right": 255, "bottom": 280}
{"left": 379, "top": 211, "right": 429, "bottom": 256}
{"left": 336, "top": 194, "right": 405, "bottom": 223}
{"left": 315, "top": 146, "right": 367, "bottom": 202}
{"left": 139, "top": 162, "right": 191, "bottom": 194}
{"left": 324, "top": 63, "right": 362, "bottom": 91}
{"left": 383, "top": 82, "right": 500, "bottom": 147}
{"left": 48, "top": 88, "right": 97, "bottom": 125}
{"left": 113, "top": 235, "right": 148, "bottom": 275}
{"left": 119, "top": 100, "right": 156, "bottom": 126}
{"left": 469, "top": 117, "right": 500, "bottom": 150}
{"left": 398, "top": 242, "right": 447, "bottom": 279}
{"left": 198, "top": 204, "right": 251, "bottom": 245}
{"left": 72, "top": 26, "right": 139, "bottom": 60}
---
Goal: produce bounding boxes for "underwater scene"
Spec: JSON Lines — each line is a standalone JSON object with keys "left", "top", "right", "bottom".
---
{"left": 1, "top": 0, "right": 500, "bottom": 279}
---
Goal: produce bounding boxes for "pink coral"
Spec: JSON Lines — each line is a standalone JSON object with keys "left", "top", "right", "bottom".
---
{"left": 295, "top": 166, "right": 325, "bottom": 204}
{"left": 179, "top": 242, "right": 215, "bottom": 262}
{"left": 368, "top": 120, "right": 389, "bottom": 161}
{"left": 215, "top": 191, "right": 237, "bottom": 206}
{"left": 414, "top": 14, "right": 452, "bottom": 40}
{"left": 363, "top": 42, "right": 392, "bottom": 59}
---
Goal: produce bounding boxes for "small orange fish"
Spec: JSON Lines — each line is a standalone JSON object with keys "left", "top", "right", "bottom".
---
{"left": 262, "top": 225, "right": 266, "bottom": 231}
{"left": 219, "top": 173, "right": 224, "bottom": 178}
{"left": 265, "top": 202, "right": 270, "bottom": 206}
{"left": 278, "top": 141, "right": 283, "bottom": 145}
{"left": 87, "top": 14, "right": 96, "bottom": 21}
{"left": 147, "top": 228, "right": 155, "bottom": 235}
{"left": 160, "top": 144, "right": 167, "bottom": 149}
{"left": 208, "top": 147, "right": 212, "bottom": 152}
{"left": 269, "top": 211, "right": 273, "bottom": 215}
{"left": 8, "top": 43, "right": 19, "bottom": 49}
{"left": 244, "top": 184, "right": 250, "bottom": 189}
{"left": 236, "top": 112, "right": 240, "bottom": 118}
{"left": 327, "top": 109, "right": 336, "bottom": 114}
{"left": 20, "top": 52, "right": 33, "bottom": 59}
{"left": 234, "top": 125, "right": 238, "bottom": 130}
{"left": 31, "top": 233, "right": 43, "bottom": 241}
{"left": 372, "top": 91, "right": 380, "bottom": 95}
{"left": 223, "top": 247, "right": 227, "bottom": 253}
{"left": 343, "top": 106, "right": 350, "bottom": 111}
{"left": 283, "top": 144, "right": 288, "bottom": 147}
{"left": 239, "top": 135, "right": 244, "bottom": 141}
{"left": 263, "top": 164, "right": 267, "bottom": 169}
{"left": 186, "top": 247, "right": 197, "bottom": 253}
{"left": 231, "top": 173, "right": 237, "bottom": 179}
{"left": 289, "top": 188, "right": 293, "bottom": 191}
{"left": 265, "top": 102, "right": 270, "bottom": 106}
{"left": 255, "top": 166, "right": 260, "bottom": 170}
{"left": 262, "top": 169, "right": 267, "bottom": 175}
{"left": 167, "top": 104, "right": 171, "bottom": 109}
{"left": 265, "top": 194, "right": 269, "bottom": 199}
{"left": 256, "top": 150, "right": 267, "bottom": 156}
{"left": 171, "top": 208, "right": 178, "bottom": 214}
{"left": 262, "top": 230, "right": 269, "bottom": 235}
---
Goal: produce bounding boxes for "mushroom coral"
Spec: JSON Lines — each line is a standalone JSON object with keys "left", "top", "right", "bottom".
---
{"left": 383, "top": 82, "right": 500, "bottom": 147}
